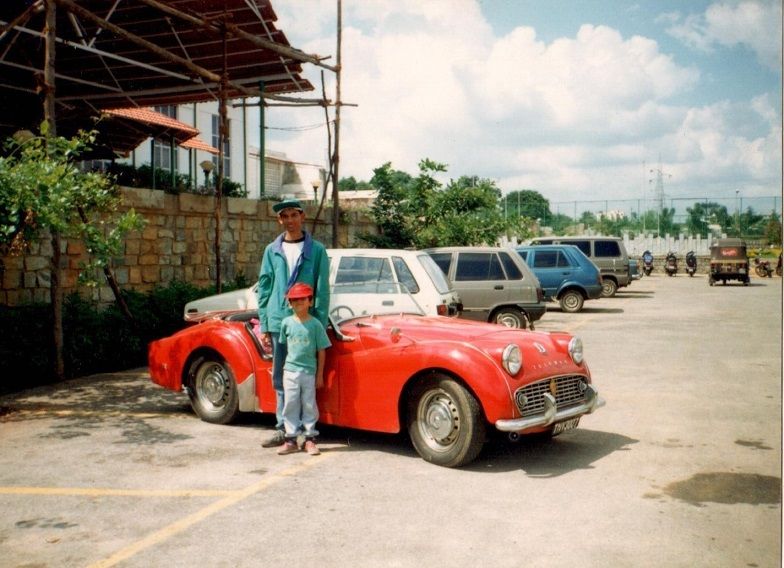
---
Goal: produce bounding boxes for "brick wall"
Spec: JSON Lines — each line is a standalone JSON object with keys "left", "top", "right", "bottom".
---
{"left": 0, "top": 187, "right": 378, "bottom": 306}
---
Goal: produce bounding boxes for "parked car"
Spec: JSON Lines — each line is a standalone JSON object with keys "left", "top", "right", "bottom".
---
{"left": 424, "top": 246, "right": 546, "bottom": 329}
{"left": 150, "top": 283, "right": 605, "bottom": 468}
{"left": 709, "top": 238, "right": 750, "bottom": 286}
{"left": 516, "top": 245, "right": 603, "bottom": 313}
{"left": 183, "top": 248, "right": 462, "bottom": 320}
{"left": 629, "top": 258, "right": 641, "bottom": 280}
{"left": 528, "top": 236, "right": 631, "bottom": 297}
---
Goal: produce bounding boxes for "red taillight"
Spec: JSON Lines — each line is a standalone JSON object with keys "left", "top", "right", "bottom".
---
{"left": 437, "top": 304, "right": 447, "bottom": 316}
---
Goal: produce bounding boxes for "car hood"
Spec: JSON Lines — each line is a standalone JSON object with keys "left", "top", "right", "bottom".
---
{"left": 344, "top": 314, "right": 582, "bottom": 376}
{"left": 348, "top": 313, "right": 570, "bottom": 347}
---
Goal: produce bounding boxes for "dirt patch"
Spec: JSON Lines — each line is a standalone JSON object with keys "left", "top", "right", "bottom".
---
{"left": 663, "top": 472, "right": 781, "bottom": 506}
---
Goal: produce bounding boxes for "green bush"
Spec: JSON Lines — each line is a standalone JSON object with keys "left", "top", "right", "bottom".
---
{"left": 0, "top": 279, "right": 248, "bottom": 395}
{"left": 103, "top": 163, "right": 247, "bottom": 197}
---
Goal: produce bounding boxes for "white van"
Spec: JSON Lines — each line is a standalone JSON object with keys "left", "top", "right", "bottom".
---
{"left": 183, "top": 248, "right": 462, "bottom": 320}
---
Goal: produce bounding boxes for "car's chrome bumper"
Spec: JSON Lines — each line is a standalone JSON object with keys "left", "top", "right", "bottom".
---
{"left": 495, "top": 385, "right": 606, "bottom": 432}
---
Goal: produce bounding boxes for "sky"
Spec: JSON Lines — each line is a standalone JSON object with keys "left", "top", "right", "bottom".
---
{"left": 260, "top": 0, "right": 782, "bottom": 212}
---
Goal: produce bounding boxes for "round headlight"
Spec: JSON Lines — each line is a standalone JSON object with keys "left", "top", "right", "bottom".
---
{"left": 502, "top": 344, "right": 522, "bottom": 376}
{"left": 568, "top": 336, "right": 584, "bottom": 365}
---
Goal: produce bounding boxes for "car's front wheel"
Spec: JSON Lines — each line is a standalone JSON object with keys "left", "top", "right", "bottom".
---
{"left": 407, "top": 375, "right": 486, "bottom": 468}
{"left": 492, "top": 307, "right": 526, "bottom": 328}
{"left": 187, "top": 354, "right": 240, "bottom": 424}
{"left": 559, "top": 290, "right": 584, "bottom": 313}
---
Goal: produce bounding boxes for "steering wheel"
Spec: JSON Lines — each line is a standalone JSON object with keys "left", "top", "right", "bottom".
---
{"left": 330, "top": 305, "right": 355, "bottom": 319}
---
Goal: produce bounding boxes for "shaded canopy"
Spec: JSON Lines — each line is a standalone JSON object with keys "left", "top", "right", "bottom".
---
{"left": 0, "top": 0, "right": 323, "bottom": 144}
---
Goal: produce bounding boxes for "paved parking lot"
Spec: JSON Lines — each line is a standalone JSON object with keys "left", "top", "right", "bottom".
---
{"left": 1, "top": 273, "right": 781, "bottom": 567}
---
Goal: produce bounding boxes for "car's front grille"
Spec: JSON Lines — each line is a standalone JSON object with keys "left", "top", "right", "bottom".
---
{"left": 514, "top": 375, "right": 589, "bottom": 416}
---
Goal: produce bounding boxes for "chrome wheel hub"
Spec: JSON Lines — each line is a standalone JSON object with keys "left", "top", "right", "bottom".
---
{"left": 420, "top": 392, "right": 459, "bottom": 445}
{"left": 198, "top": 364, "right": 227, "bottom": 406}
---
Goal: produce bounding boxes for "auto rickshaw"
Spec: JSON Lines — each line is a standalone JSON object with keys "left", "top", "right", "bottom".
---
{"left": 708, "top": 238, "right": 749, "bottom": 286}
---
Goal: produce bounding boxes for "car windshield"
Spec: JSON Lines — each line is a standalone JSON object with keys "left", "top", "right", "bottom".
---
{"left": 329, "top": 282, "right": 426, "bottom": 325}
{"left": 417, "top": 253, "right": 452, "bottom": 294}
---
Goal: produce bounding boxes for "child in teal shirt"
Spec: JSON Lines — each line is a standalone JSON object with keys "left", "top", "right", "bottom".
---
{"left": 277, "top": 282, "right": 331, "bottom": 456}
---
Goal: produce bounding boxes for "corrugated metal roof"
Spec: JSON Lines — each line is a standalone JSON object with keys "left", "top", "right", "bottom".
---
{"left": 0, "top": 0, "right": 321, "bottom": 145}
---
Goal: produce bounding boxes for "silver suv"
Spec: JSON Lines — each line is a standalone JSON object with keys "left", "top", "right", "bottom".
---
{"left": 425, "top": 246, "right": 546, "bottom": 329}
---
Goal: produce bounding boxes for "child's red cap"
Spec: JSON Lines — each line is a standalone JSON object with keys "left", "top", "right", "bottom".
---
{"left": 286, "top": 282, "right": 313, "bottom": 299}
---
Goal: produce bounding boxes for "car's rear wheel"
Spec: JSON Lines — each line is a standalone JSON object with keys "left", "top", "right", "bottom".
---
{"left": 600, "top": 278, "right": 617, "bottom": 297}
{"left": 492, "top": 307, "right": 526, "bottom": 328}
{"left": 407, "top": 375, "right": 486, "bottom": 468}
{"left": 559, "top": 290, "right": 584, "bottom": 313}
{"left": 188, "top": 354, "right": 240, "bottom": 424}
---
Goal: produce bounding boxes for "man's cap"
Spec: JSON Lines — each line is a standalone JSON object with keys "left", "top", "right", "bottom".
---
{"left": 273, "top": 199, "right": 304, "bottom": 214}
{"left": 287, "top": 282, "right": 313, "bottom": 299}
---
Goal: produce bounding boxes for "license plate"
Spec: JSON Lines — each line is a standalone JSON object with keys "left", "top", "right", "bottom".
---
{"left": 552, "top": 417, "right": 580, "bottom": 435}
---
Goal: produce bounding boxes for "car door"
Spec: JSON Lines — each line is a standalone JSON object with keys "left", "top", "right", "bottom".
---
{"left": 594, "top": 239, "right": 629, "bottom": 285}
{"left": 452, "top": 251, "right": 507, "bottom": 321}
{"left": 530, "top": 250, "right": 573, "bottom": 297}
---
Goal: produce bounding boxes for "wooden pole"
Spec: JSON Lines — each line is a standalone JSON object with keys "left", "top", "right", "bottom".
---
{"left": 215, "top": 26, "right": 229, "bottom": 294}
{"left": 44, "top": 0, "right": 64, "bottom": 380}
{"left": 331, "top": 0, "right": 342, "bottom": 248}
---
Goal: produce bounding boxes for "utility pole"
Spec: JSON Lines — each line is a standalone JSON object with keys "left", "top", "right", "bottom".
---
{"left": 649, "top": 158, "right": 671, "bottom": 236}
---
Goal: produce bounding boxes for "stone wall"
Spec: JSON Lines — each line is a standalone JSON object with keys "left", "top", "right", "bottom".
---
{"left": 0, "top": 187, "right": 378, "bottom": 306}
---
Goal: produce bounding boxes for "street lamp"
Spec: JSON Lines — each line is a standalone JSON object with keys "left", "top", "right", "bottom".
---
{"left": 311, "top": 179, "right": 321, "bottom": 203}
{"left": 200, "top": 160, "right": 214, "bottom": 191}
{"left": 735, "top": 189, "right": 740, "bottom": 236}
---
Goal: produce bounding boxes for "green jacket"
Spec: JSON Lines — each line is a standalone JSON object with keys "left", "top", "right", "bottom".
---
{"left": 257, "top": 232, "right": 330, "bottom": 333}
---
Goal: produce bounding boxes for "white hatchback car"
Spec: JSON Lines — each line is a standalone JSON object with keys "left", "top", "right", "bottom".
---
{"left": 183, "top": 248, "right": 462, "bottom": 320}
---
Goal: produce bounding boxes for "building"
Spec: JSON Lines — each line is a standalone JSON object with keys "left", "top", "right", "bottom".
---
{"left": 120, "top": 101, "right": 326, "bottom": 201}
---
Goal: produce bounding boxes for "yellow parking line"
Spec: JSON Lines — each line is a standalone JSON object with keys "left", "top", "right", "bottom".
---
{"left": 0, "top": 487, "right": 233, "bottom": 497}
{"left": 87, "top": 453, "right": 334, "bottom": 568}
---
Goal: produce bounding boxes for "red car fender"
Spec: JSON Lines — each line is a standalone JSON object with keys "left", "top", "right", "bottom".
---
{"left": 148, "top": 321, "right": 258, "bottom": 394}
{"left": 395, "top": 340, "right": 517, "bottom": 425}
{"left": 414, "top": 344, "right": 517, "bottom": 423}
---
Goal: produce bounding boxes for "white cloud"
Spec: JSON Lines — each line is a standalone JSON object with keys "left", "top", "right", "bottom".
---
{"left": 264, "top": 1, "right": 781, "bottom": 204}
{"left": 666, "top": 1, "right": 782, "bottom": 71}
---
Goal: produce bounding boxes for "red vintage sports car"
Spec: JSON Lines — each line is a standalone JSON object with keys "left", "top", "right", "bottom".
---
{"left": 148, "top": 283, "right": 605, "bottom": 467}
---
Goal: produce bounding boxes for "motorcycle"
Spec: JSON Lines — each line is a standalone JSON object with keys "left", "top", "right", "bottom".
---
{"left": 642, "top": 250, "right": 654, "bottom": 276}
{"left": 754, "top": 257, "right": 773, "bottom": 278}
{"left": 685, "top": 251, "right": 697, "bottom": 277}
{"left": 664, "top": 252, "right": 678, "bottom": 277}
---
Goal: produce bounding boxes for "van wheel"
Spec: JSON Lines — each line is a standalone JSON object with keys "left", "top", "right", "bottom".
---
{"left": 492, "top": 307, "right": 526, "bottom": 328}
{"left": 600, "top": 278, "right": 617, "bottom": 297}
{"left": 559, "top": 290, "right": 584, "bottom": 313}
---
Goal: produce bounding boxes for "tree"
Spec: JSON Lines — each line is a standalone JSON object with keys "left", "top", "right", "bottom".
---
{"left": 338, "top": 176, "right": 373, "bottom": 191}
{"left": 504, "top": 189, "right": 551, "bottom": 222}
{"left": 685, "top": 202, "right": 731, "bottom": 236}
{"left": 362, "top": 162, "right": 416, "bottom": 248}
{"left": 0, "top": 126, "right": 145, "bottom": 380}
{"left": 763, "top": 212, "right": 782, "bottom": 245}
{"left": 361, "top": 160, "right": 521, "bottom": 248}
{"left": 416, "top": 175, "right": 507, "bottom": 247}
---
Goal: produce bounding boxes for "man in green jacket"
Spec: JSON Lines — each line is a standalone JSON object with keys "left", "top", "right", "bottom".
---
{"left": 257, "top": 199, "right": 330, "bottom": 448}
